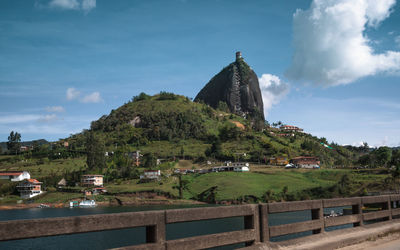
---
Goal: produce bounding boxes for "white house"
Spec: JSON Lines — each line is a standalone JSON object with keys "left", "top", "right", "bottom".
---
{"left": 16, "top": 179, "right": 42, "bottom": 199}
{"left": 231, "top": 162, "right": 249, "bottom": 167}
{"left": 140, "top": 170, "right": 161, "bottom": 180}
{"left": 81, "top": 175, "right": 104, "bottom": 187}
{"left": 234, "top": 166, "right": 250, "bottom": 172}
{"left": 211, "top": 162, "right": 250, "bottom": 172}
{"left": 0, "top": 171, "right": 31, "bottom": 182}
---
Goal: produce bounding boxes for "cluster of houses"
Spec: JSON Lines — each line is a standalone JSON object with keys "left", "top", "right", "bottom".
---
{"left": 174, "top": 162, "right": 250, "bottom": 175}
{"left": 0, "top": 171, "right": 109, "bottom": 199}
{"left": 139, "top": 162, "right": 251, "bottom": 182}
{"left": 268, "top": 156, "right": 320, "bottom": 169}
{"left": 56, "top": 175, "right": 108, "bottom": 196}
{"left": 269, "top": 125, "right": 304, "bottom": 137}
{"left": 0, "top": 171, "right": 43, "bottom": 199}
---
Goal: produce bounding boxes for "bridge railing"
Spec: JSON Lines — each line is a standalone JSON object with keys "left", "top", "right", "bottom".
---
{"left": 1, "top": 195, "right": 400, "bottom": 249}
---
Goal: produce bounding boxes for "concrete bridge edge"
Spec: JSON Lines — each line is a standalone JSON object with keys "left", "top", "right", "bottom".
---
{"left": 240, "top": 220, "right": 400, "bottom": 250}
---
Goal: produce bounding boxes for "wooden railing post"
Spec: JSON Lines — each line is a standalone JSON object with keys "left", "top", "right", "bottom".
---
{"left": 244, "top": 204, "right": 260, "bottom": 246}
{"left": 259, "top": 204, "right": 269, "bottom": 242}
{"left": 145, "top": 211, "right": 166, "bottom": 247}
{"left": 352, "top": 198, "right": 363, "bottom": 227}
{"left": 383, "top": 197, "right": 392, "bottom": 220}
{"left": 311, "top": 200, "right": 324, "bottom": 234}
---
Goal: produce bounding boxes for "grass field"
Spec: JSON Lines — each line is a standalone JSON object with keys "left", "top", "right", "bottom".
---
{"left": 0, "top": 157, "right": 86, "bottom": 178}
{"left": 106, "top": 176, "right": 179, "bottom": 197}
{"left": 32, "top": 192, "right": 84, "bottom": 204}
{"left": 182, "top": 171, "right": 334, "bottom": 201}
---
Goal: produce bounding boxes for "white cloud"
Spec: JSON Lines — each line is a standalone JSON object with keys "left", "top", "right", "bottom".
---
{"left": 81, "top": 92, "right": 102, "bottom": 103}
{"left": 48, "top": 0, "right": 96, "bottom": 12}
{"left": 45, "top": 106, "right": 65, "bottom": 113}
{"left": 0, "top": 115, "right": 41, "bottom": 124}
{"left": 82, "top": 0, "right": 96, "bottom": 12}
{"left": 258, "top": 74, "right": 290, "bottom": 117}
{"left": 286, "top": 0, "right": 400, "bottom": 86}
{"left": 66, "top": 88, "right": 80, "bottom": 100}
{"left": 66, "top": 88, "right": 103, "bottom": 103}
{"left": 38, "top": 114, "right": 60, "bottom": 123}
{"left": 49, "top": 0, "right": 79, "bottom": 10}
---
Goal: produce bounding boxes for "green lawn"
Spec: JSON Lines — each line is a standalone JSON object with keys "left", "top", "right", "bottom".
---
{"left": 32, "top": 192, "right": 84, "bottom": 203}
{"left": 0, "top": 157, "right": 86, "bottom": 179}
{"left": 183, "top": 171, "right": 336, "bottom": 201}
{"left": 106, "top": 177, "right": 179, "bottom": 197}
{"left": 182, "top": 169, "right": 388, "bottom": 201}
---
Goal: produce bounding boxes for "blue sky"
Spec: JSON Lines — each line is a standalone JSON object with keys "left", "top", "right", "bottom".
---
{"left": 1, "top": 0, "right": 400, "bottom": 147}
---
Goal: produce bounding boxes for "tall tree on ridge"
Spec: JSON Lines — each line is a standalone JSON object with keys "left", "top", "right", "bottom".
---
{"left": 7, "top": 131, "right": 21, "bottom": 155}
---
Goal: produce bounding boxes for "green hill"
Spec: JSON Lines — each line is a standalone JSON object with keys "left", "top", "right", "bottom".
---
{"left": 65, "top": 92, "right": 357, "bottom": 167}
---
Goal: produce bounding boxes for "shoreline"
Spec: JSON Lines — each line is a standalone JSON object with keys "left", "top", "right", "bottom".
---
{"left": 0, "top": 198, "right": 207, "bottom": 211}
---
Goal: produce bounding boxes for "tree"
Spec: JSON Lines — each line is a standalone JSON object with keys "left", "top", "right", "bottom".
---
{"left": 391, "top": 149, "right": 400, "bottom": 167}
{"left": 217, "top": 101, "right": 230, "bottom": 113}
{"left": 205, "top": 139, "right": 222, "bottom": 159}
{"left": 142, "top": 152, "right": 157, "bottom": 168}
{"left": 391, "top": 165, "right": 400, "bottom": 193}
{"left": 375, "top": 147, "right": 392, "bottom": 168}
{"left": 173, "top": 174, "right": 189, "bottom": 199}
{"left": 85, "top": 131, "right": 107, "bottom": 170}
{"left": 7, "top": 131, "right": 21, "bottom": 155}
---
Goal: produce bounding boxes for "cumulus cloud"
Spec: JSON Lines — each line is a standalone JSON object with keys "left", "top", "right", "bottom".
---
{"left": 48, "top": 0, "right": 96, "bottom": 12}
{"left": 66, "top": 88, "right": 80, "bottom": 100}
{"left": 286, "top": 0, "right": 400, "bottom": 86}
{"left": 49, "top": 0, "right": 79, "bottom": 9}
{"left": 82, "top": 0, "right": 96, "bottom": 12}
{"left": 45, "top": 106, "right": 65, "bottom": 113}
{"left": 81, "top": 92, "right": 102, "bottom": 103}
{"left": 0, "top": 115, "right": 41, "bottom": 124}
{"left": 259, "top": 74, "right": 290, "bottom": 117}
{"left": 38, "top": 114, "right": 60, "bottom": 123}
{"left": 66, "top": 88, "right": 103, "bottom": 103}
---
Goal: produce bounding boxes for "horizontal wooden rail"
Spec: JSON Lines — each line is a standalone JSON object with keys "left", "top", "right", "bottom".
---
{"left": 2, "top": 195, "right": 400, "bottom": 249}
{"left": 363, "top": 210, "right": 391, "bottom": 221}
{"left": 325, "top": 214, "right": 361, "bottom": 227}
{"left": 390, "top": 194, "right": 400, "bottom": 201}
{"left": 166, "top": 229, "right": 256, "bottom": 249}
{"left": 0, "top": 210, "right": 164, "bottom": 241}
{"left": 392, "top": 208, "right": 400, "bottom": 216}
{"left": 268, "top": 200, "right": 321, "bottom": 213}
{"left": 269, "top": 220, "right": 322, "bottom": 237}
{"left": 323, "top": 197, "right": 361, "bottom": 207}
{"left": 166, "top": 204, "right": 256, "bottom": 223}
{"left": 362, "top": 195, "right": 390, "bottom": 204}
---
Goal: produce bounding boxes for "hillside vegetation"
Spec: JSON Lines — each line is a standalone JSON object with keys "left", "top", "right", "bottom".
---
{"left": 2, "top": 92, "right": 398, "bottom": 205}
{"left": 68, "top": 92, "right": 358, "bottom": 167}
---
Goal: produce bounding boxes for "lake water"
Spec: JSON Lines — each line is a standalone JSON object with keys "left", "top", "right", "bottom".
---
{"left": 0, "top": 205, "right": 353, "bottom": 250}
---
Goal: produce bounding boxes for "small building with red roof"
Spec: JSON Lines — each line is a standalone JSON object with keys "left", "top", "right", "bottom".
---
{"left": 0, "top": 171, "right": 31, "bottom": 182}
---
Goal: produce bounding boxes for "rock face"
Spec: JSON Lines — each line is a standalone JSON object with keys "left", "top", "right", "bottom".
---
{"left": 194, "top": 52, "right": 264, "bottom": 120}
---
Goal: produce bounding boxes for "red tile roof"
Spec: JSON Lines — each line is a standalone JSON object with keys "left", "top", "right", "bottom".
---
{"left": 27, "top": 179, "right": 41, "bottom": 184}
{"left": 0, "top": 171, "right": 25, "bottom": 176}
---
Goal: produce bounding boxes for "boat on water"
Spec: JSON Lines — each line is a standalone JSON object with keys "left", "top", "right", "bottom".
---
{"left": 69, "top": 201, "right": 79, "bottom": 208}
{"left": 37, "top": 203, "right": 50, "bottom": 208}
{"left": 79, "top": 200, "right": 97, "bottom": 207}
